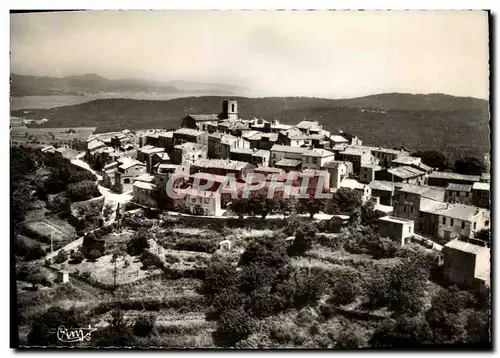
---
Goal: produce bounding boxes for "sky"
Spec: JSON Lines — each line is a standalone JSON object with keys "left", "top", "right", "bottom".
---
{"left": 10, "top": 10, "right": 490, "bottom": 99}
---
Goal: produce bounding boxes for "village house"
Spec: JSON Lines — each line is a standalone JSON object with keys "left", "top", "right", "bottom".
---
{"left": 102, "top": 161, "right": 119, "bottom": 188}
{"left": 390, "top": 156, "right": 432, "bottom": 174}
{"left": 338, "top": 178, "right": 372, "bottom": 202}
{"left": 420, "top": 203, "right": 490, "bottom": 242}
{"left": 173, "top": 188, "right": 223, "bottom": 216}
{"left": 182, "top": 114, "right": 221, "bottom": 131}
{"left": 253, "top": 166, "right": 284, "bottom": 181}
{"left": 368, "top": 180, "right": 397, "bottom": 206}
{"left": 443, "top": 239, "right": 490, "bottom": 287}
{"left": 251, "top": 149, "right": 271, "bottom": 167}
{"left": 87, "top": 146, "right": 123, "bottom": 168}
{"left": 336, "top": 147, "right": 379, "bottom": 175}
{"left": 217, "top": 120, "right": 249, "bottom": 136}
{"left": 150, "top": 152, "right": 171, "bottom": 173}
{"left": 113, "top": 157, "right": 147, "bottom": 193}
{"left": 137, "top": 145, "right": 165, "bottom": 173}
{"left": 110, "top": 130, "right": 136, "bottom": 149}
{"left": 445, "top": 183, "right": 473, "bottom": 205}
{"left": 371, "top": 147, "right": 410, "bottom": 167}
{"left": 301, "top": 148, "right": 335, "bottom": 170}
{"left": 299, "top": 169, "right": 331, "bottom": 197}
{"left": 242, "top": 130, "right": 279, "bottom": 150}
{"left": 208, "top": 133, "right": 250, "bottom": 159}
{"left": 86, "top": 138, "right": 106, "bottom": 154}
{"left": 141, "top": 131, "right": 174, "bottom": 152}
{"left": 173, "top": 128, "right": 208, "bottom": 146}
{"left": 392, "top": 185, "right": 445, "bottom": 232}
{"left": 278, "top": 127, "right": 312, "bottom": 147}
{"left": 295, "top": 120, "right": 323, "bottom": 135}
{"left": 360, "top": 164, "right": 383, "bottom": 184}
{"left": 338, "top": 131, "right": 363, "bottom": 146}
{"left": 471, "top": 182, "right": 490, "bottom": 209}
{"left": 270, "top": 144, "right": 309, "bottom": 167}
{"left": 132, "top": 174, "right": 157, "bottom": 208}
{"left": 328, "top": 134, "right": 350, "bottom": 147}
{"left": 229, "top": 148, "right": 253, "bottom": 163}
{"left": 427, "top": 171, "right": 481, "bottom": 187}
{"left": 190, "top": 158, "right": 255, "bottom": 181}
{"left": 170, "top": 143, "right": 207, "bottom": 165}
{"left": 377, "top": 216, "right": 415, "bottom": 247}
{"left": 321, "top": 161, "right": 350, "bottom": 189}
{"left": 376, "top": 165, "right": 427, "bottom": 185}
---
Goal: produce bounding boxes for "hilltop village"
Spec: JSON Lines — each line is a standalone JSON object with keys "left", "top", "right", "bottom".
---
{"left": 38, "top": 98, "right": 491, "bottom": 289}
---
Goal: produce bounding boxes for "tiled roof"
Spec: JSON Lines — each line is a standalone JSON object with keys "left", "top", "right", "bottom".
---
{"left": 133, "top": 181, "right": 156, "bottom": 190}
{"left": 134, "top": 174, "right": 155, "bottom": 183}
{"left": 296, "top": 120, "right": 321, "bottom": 131}
{"left": 174, "top": 128, "right": 205, "bottom": 136}
{"left": 340, "top": 178, "right": 366, "bottom": 190}
{"left": 118, "top": 157, "right": 145, "bottom": 170}
{"left": 303, "top": 148, "right": 335, "bottom": 158}
{"left": 280, "top": 128, "right": 310, "bottom": 140}
{"left": 372, "top": 147, "right": 409, "bottom": 156}
{"left": 445, "top": 238, "right": 490, "bottom": 255}
{"left": 188, "top": 114, "right": 220, "bottom": 121}
{"left": 88, "top": 139, "right": 106, "bottom": 151}
{"left": 230, "top": 148, "right": 254, "bottom": 155}
{"left": 321, "top": 160, "right": 348, "bottom": 169}
{"left": 369, "top": 180, "right": 396, "bottom": 192}
{"left": 472, "top": 182, "right": 490, "bottom": 191}
{"left": 275, "top": 158, "right": 302, "bottom": 168}
{"left": 379, "top": 216, "right": 414, "bottom": 225}
{"left": 387, "top": 166, "right": 425, "bottom": 179}
{"left": 192, "top": 158, "right": 253, "bottom": 171}
{"left": 153, "top": 152, "right": 170, "bottom": 160}
{"left": 428, "top": 171, "right": 481, "bottom": 181}
{"left": 330, "top": 135, "right": 349, "bottom": 143}
{"left": 392, "top": 156, "right": 422, "bottom": 165}
{"left": 253, "top": 149, "right": 270, "bottom": 158}
{"left": 446, "top": 183, "right": 473, "bottom": 192}
{"left": 271, "top": 144, "right": 309, "bottom": 154}
{"left": 424, "top": 203, "right": 484, "bottom": 221}
{"left": 340, "top": 147, "right": 369, "bottom": 156}
{"left": 139, "top": 146, "right": 165, "bottom": 155}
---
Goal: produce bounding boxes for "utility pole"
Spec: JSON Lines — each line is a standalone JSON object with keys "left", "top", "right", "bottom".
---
{"left": 113, "top": 258, "right": 118, "bottom": 293}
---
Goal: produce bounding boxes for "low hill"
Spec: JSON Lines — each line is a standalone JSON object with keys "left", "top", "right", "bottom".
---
{"left": 10, "top": 73, "right": 246, "bottom": 96}
{"left": 11, "top": 94, "right": 490, "bottom": 163}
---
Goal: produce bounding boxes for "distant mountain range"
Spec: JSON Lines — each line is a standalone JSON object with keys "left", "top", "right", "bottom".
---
{"left": 10, "top": 73, "right": 248, "bottom": 96}
{"left": 10, "top": 93, "right": 490, "bottom": 163}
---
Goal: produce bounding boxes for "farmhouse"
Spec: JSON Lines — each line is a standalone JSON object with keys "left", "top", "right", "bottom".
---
{"left": 471, "top": 182, "right": 490, "bottom": 209}
{"left": 377, "top": 216, "right": 415, "bottom": 247}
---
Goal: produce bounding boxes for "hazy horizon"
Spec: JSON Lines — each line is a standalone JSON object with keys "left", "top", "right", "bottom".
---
{"left": 11, "top": 10, "right": 490, "bottom": 100}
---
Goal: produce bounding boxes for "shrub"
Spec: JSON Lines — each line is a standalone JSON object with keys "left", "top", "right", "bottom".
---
{"left": 133, "top": 314, "right": 156, "bottom": 337}
{"left": 174, "top": 238, "right": 218, "bottom": 253}
{"left": 67, "top": 180, "right": 100, "bottom": 202}
{"left": 53, "top": 249, "right": 68, "bottom": 264}
{"left": 164, "top": 253, "right": 181, "bottom": 265}
{"left": 69, "top": 250, "right": 85, "bottom": 264}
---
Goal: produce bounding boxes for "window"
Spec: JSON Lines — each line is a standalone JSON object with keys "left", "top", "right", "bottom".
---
{"left": 405, "top": 193, "right": 408, "bottom": 200}
{"left": 474, "top": 222, "right": 477, "bottom": 230}
{"left": 409, "top": 227, "right": 411, "bottom": 233}
{"left": 204, "top": 198, "right": 210, "bottom": 204}
{"left": 124, "top": 178, "right": 130, "bottom": 184}
{"left": 442, "top": 217, "right": 446, "bottom": 224}
{"left": 410, "top": 207, "right": 413, "bottom": 213}
{"left": 420, "top": 212, "right": 423, "bottom": 219}
{"left": 485, "top": 220, "right": 490, "bottom": 226}
{"left": 461, "top": 221, "right": 465, "bottom": 229}
{"left": 403, "top": 205, "right": 406, "bottom": 213}
{"left": 231, "top": 104, "right": 235, "bottom": 112}
{"left": 465, "top": 192, "right": 469, "bottom": 198}
{"left": 450, "top": 218, "right": 454, "bottom": 226}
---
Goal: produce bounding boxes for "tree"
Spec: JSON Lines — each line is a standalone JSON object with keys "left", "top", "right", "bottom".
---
{"left": 280, "top": 197, "right": 298, "bottom": 217}
{"left": 330, "top": 188, "right": 362, "bottom": 216}
{"left": 69, "top": 250, "right": 85, "bottom": 264}
{"left": 229, "top": 198, "right": 250, "bottom": 219}
{"left": 454, "top": 156, "right": 487, "bottom": 175}
{"left": 200, "top": 257, "right": 239, "bottom": 299}
{"left": 361, "top": 200, "right": 386, "bottom": 226}
{"left": 475, "top": 228, "right": 491, "bottom": 245}
{"left": 193, "top": 204, "right": 205, "bottom": 216}
{"left": 288, "top": 222, "right": 317, "bottom": 256}
{"left": 126, "top": 229, "right": 152, "bottom": 256}
{"left": 18, "top": 264, "right": 45, "bottom": 290}
{"left": 300, "top": 198, "right": 326, "bottom": 219}
{"left": 412, "top": 150, "right": 448, "bottom": 170}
